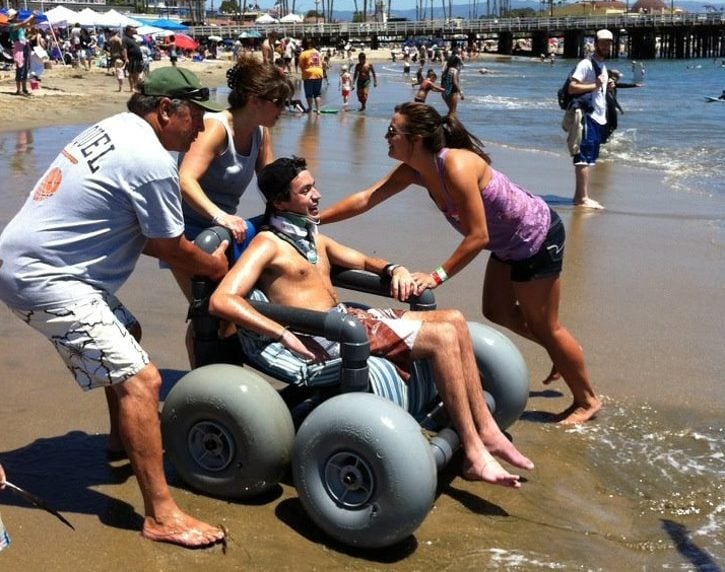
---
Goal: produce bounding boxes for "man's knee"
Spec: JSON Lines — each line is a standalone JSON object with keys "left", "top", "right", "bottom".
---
{"left": 113, "top": 364, "right": 162, "bottom": 401}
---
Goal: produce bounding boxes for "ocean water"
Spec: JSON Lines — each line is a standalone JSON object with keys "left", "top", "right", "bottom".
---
{"left": 0, "top": 59, "right": 723, "bottom": 569}
{"left": 375, "top": 56, "right": 725, "bottom": 202}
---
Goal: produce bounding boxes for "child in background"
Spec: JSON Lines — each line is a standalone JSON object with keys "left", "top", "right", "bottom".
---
{"left": 114, "top": 58, "right": 124, "bottom": 91}
{"left": 322, "top": 54, "right": 331, "bottom": 86}
{"left": 339, "top": 64, "right": 352, "bottom": 107}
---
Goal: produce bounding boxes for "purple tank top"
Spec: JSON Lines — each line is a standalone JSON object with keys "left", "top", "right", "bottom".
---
{"left": 435, "top": 148, "right": 550, "bottom": 261}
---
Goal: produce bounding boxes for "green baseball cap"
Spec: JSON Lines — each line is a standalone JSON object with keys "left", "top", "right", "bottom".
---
{"left": 140, "top": 67, "right": 224, "bottom": 112}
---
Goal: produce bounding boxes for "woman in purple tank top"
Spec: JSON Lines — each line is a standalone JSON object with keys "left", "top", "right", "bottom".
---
{"left": 321, "top": 102, "right": 600, "bottom": 425}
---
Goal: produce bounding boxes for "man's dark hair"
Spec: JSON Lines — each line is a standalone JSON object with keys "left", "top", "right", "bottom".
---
{"left": 257, "top": 156, "right": 307, "bottom": 207}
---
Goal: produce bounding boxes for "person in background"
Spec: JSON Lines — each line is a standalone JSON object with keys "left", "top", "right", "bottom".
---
{"left": 339, "top": 64, "right": 352, "bottom": 107}
{"left": 602, "top": 69, "right": 643, "bottom": 143}
{"left": 173, "top": 55, "right": 294, "bottom": 364}
{"left": 321, "top": 102, "right": 601, "bottom": 425}
{"left": 567, "top": 29, "right": 613, "bottom": 209}
{"left": 114, "top": 58, "right": 125, "bottom": 91}
{"left": 121, "top": 25, "right": 143, "bottom": 92}
{"left": 414, "top": 69, "right": 444, "bottom": 103}
{"left": 7, "top": 9, "right": 36, "bottom": 96}
{"left": 209, "top": 156, "right": 534, "bottom": 486}
{"left": 0, "top": 67, "right": 229, "bottom": 548}
{"left": 298, "top": 37, "right": 324, "bottom": 114}
{"left": 441, "top": 54, "right": 464, "bottom": 115}
{"left": 353, "top": 52, "right": 377, "bottom": 111}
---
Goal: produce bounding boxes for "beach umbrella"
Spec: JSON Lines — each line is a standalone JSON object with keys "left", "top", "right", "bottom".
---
{"left": 160, "top": 32, "right": 198, "bottom": 51}
{"left": 208, "top": 35, "right": 223, "bottom": 42}
{"left": 279, "top": 13, "right": 303, "bottom": 22}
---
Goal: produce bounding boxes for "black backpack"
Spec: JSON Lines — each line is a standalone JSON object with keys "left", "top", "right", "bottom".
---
{"left": 557, "top": 57, "right": 602, "bottom": 110}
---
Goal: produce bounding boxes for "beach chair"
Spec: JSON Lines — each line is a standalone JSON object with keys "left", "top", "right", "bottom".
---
{"left": 160, "top": 220, "right": 530, "bottom": 549}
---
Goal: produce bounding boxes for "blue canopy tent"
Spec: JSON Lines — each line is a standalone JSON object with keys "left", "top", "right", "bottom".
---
{"left": 149, "top": 19, "right": 188, "bottom": 31}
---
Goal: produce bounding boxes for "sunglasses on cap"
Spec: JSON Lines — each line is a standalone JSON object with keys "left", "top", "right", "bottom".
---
{"left": 168, "top": 87, "right": 211, "bottom": 102}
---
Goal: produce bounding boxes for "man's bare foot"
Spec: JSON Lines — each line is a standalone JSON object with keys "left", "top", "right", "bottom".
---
{"left": 142, "top": 511, "right": 225, "bottom": 548}
{"left": 542, "top": 364, "right": 561, "bottom": 385}
{"left": 483, "top": 431, "right": 535, "bottom": 471}
{"left": 557, "top": 399, "right": 602, "bottom": 425}
{"left": 462, "top": 451, "right": 521, "bottom": 488}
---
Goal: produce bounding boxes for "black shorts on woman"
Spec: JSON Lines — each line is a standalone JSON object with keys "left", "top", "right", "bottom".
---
{"left": 491, "top": 208, "right": 564, "bottom": 282}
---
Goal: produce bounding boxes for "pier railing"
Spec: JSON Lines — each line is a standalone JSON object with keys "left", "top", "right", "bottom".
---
{"left": 189, "top": 12, "right": 725, "bottom": 40}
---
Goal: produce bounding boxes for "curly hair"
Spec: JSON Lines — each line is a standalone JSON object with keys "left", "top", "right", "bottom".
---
{"left": 225, "top": 53, "right": 294, "bottom": 110}
{"left": 393, "top": 102, "right": 491, "bottom": 164}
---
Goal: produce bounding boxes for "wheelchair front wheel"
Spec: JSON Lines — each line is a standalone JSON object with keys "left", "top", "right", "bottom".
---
{"left": 292, "top": 393, "right": 437, "bottom": 548}
{"left": 161, "top": 364, "right": 295, "bottom": 498}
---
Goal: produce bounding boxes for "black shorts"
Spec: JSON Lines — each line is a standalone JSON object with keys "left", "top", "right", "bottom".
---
{"left": 492, "top": 209, "right": 565, "bottom": 282}
{"left": 127, "top": 58, "right": 144, "bottom": 74}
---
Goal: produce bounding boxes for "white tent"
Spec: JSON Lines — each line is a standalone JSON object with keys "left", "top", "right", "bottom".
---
{"left": 279, "top": 13, "right": 303, "bottom": 23}
{"left": 255, "top": 13, "right": 278, "bottom": 24}
{"left": 102, "top": 9, "right": 143, "bottom": 28}
{"left": 45, "top": 5, "right": 80, "bottom": 26}
{"left": 76, "top": 8, "right": 104, "bottom": 27}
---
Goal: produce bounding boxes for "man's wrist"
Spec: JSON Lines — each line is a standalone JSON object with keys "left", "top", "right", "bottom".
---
{"left": 383, "top": 263, "right": 401, "bottom": 277}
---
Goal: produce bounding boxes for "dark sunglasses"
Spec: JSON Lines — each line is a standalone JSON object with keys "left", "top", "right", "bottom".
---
{"left": 386, "top": 124, "right": 411, "bottom": 138}
{"left": 261, "top": 95, "right": 286, "bottom": 109}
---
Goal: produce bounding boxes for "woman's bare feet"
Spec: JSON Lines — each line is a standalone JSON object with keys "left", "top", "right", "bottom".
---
{"left": 483, "top": 430, "right": 535, "bottom": 471}
{"left": 462, "top": 450, "right": 521, "bottom": 488}
{"left": 142, "top": 511, "right": 226, "bottom": 548}
{"left": 557, "top": 399, "right": 602, "bottom": 425}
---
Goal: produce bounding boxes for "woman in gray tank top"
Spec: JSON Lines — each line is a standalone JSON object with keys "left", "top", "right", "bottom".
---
{"left": 173, "top": 54, "right": 294, "bottom": 364}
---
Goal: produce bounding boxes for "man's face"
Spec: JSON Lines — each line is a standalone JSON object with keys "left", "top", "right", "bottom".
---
{"left": 276, "top": 170, "right": 321, "bottom": 218}
{"left": 595, "top": 39, "right": 613, "bottom": 59}
{"left": 160, "top": 101, "right": 206, "bottom": 152}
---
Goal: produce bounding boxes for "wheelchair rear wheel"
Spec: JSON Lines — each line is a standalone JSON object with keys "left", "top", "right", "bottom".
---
{"left": 292, "top": 393, "right": 437, "bottom": 548}
{"left": 468, "top": 321, "right": 530, "bottom": 430}
{"left": 161, "top": 364, "right": 295, "bottom": 498}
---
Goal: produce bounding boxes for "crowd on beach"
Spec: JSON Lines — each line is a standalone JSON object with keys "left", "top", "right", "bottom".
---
{"left": 0, "top": 19, "right": 630, "bottom": 552}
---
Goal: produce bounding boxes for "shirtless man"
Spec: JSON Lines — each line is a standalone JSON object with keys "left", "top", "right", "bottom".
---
{"left": 353, "top": 52, "right": 377, "bottom": 111}
{"left": 209, "top": 157, "right": 534, "bottom": 487}
{"left": 414, "top": 69, "right": 444, "bottom": 103}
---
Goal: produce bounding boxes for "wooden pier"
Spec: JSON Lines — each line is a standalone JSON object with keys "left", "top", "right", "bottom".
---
{"left": 191, "top": 13, "right": 725, "bottom": 60}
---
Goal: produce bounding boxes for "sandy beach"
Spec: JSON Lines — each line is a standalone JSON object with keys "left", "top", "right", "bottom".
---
{"left": 0, "top": 54, "right": 723, "bottom": 570}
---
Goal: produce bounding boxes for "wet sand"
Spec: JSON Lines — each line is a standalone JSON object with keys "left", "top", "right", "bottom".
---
{"left": 0, "top": 57, "right": 723, "bottom": 570}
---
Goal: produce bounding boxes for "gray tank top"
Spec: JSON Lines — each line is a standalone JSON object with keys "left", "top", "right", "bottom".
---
{"left": 180, "top": 112, "right": 263, "bottom": 228}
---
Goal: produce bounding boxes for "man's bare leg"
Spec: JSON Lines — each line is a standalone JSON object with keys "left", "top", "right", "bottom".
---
{"left": 434, "top": 310, "right": 534, "bottom": 471}
{"left": 409, "top": 313, "right": 523, "bottom": 488}
{"left": 113, "top": 364, "right": 225, "bottom": 547}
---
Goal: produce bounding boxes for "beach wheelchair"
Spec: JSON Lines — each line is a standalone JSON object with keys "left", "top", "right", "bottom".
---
{"left": 160, "top": 220, "right": 530, "bottom": 548}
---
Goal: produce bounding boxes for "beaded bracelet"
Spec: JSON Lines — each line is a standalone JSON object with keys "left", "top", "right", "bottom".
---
{"left": 212, "top": 212, "right": 225, "bottom": 225}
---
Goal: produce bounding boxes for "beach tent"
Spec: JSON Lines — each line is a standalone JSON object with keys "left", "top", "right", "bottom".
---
{"left": 76, "top": 8, "right": 105, "bottom": 27}
{"left": 279, "top": 13, "right": 303, "bottom": 22}
{"left": 103, "top": 9, "right": 143, "bottom": 28}
{"left": 149, "top": 18, "right": 188, "bottom": 31}
{"left": 239, "top": 30, "right": 262, "bottom": 39}
{"left": 45, "top": 5, "right": 80, "bottom": 26}
{"left": 255, "top": 13, "right": 278, "bottom": 24}
{"left": 137, "top": 24, "right": 165, "bottom": 35}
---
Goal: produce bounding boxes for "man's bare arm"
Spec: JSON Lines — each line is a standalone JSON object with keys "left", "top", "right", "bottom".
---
{"left": 144, "top": 235, "right": 228, "bottom": 282}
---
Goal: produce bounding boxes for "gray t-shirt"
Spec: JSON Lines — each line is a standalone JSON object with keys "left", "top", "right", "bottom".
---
{"left": 0, "top": 113, "right": 184, "bottom": 310}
